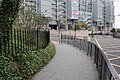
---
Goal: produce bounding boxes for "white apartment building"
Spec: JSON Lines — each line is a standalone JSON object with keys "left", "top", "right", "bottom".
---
{"left": 67, "top": 0, "right": 79, "bottom": 20}
{"left": 24, "top": 0, "right": 37, "bottom": 12}
{"left": 79, "top": 0, "right": 93, "bottom": 27}
{"left": 24, "top": 0, "right": 114, "bottom": 31}
{"left": 37, "top": 0, "right": 52, "bottom": 17}
{"left": 92, "top": 0, "right": 103, "bottom": 31}
{"left": 66, "top": 0, "right": 92, "bottom": 29}
{"left": 105, "top": 0, "right": 114, "bottom": 32}
{"left": 92, "top": 0, "right": 114, "bottom": 32}
{"left": 49, "top": 0, "right": 67, "bottom": 29}
{"left": 66, "top": 0, "right": 79, "bottom": 29}
{"left": 58, "top": 0, "right": 67, "bottom": 26}
{"left": 24, "top": 0, "right": 52, "bottom": 17}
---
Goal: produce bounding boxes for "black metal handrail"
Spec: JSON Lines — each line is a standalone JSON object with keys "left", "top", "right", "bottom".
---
{"left": 61, "top": 35, "right": 120, "bottom": 80}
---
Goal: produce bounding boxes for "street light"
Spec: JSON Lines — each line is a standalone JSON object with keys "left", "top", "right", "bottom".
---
{"left": 66, "top": 16, "right": 73, "bottom": 38}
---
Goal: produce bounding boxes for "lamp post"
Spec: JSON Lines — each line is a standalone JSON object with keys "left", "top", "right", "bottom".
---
{"left": 57, "top": 19, "right": 61, "bottom": 43}
{"left": 66, "top": 16, "right": 72, "bottom": 37}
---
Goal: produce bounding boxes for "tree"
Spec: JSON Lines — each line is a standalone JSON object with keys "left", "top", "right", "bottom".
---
{"left": 82, "top": 22, "right": 88, "bottom": 30}
{"left": 14, "top": 7, "right": 51, "bottom": 29}
{"left": 75, "top": 20, "right": 89, "bottom": 30}
{"left": 75, "top": 20, "right": 83, "bottom": 29}
{"left": 0, "top": 0, "right": 20, "bottom": 30}
{"left": 0, "top": 0, "right": 21, "bottom": 48}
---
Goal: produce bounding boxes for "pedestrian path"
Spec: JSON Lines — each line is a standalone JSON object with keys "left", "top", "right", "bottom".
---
{"left": 33, "top": 41, "right": 98, "bottom": 80}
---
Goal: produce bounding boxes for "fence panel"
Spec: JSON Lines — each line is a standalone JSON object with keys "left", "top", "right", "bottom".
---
{"left": 61, "top": 35, "right": 120, "bottom": 80}
{"left": 0, "top": 28, "right": 50, "bottom": 57}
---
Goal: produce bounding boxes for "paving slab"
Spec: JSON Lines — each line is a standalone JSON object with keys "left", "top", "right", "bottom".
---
{"left": 33, "top": 41, "right": 98, "bottom": 80}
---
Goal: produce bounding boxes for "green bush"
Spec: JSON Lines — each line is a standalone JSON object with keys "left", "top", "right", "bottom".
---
{"left": 0, "top": 42, "right": 55, "bottom": 80}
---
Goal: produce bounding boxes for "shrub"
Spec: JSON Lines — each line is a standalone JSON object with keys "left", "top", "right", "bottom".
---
{"left": 0, "top": 42, "right": 55, "bottom": 80}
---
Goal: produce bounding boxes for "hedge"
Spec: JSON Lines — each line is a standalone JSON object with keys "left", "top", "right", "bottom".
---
{"left": 0, "top": 42, "right": 56, "bottom": 80}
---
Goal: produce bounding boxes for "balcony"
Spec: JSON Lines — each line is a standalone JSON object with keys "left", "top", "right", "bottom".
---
{"left": 52, "top": 8, "right": 57, "bottom": 12}
{"left": 58, "top": 8, "right": 65, "bottom": 11}
{"left": 52, "top": 3, "right": 57, "bottom": 5}
{"left": 53, "top": 0, "right": 57, "bottom": 3}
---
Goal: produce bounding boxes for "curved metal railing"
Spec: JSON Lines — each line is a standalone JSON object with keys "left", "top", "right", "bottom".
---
{"left": 61, "top": 35, "right": 120, "bottom": 80}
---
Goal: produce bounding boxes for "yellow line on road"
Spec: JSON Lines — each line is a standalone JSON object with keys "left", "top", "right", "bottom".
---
{"left": 112, "top": 64, "right": 120, "bottom": 68}
{"left": 109, "top": 57, "right": 120, "bottom": 61}
{"left": 95, "top": 38, "right": 103, "bottom": 51}
{"left": 106, "top": 54, "right": 120, "bottom": 57}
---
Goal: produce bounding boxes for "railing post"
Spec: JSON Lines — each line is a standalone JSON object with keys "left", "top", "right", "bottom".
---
{"left": 28, "top": 30, "right": 29, "bottom": 50}
{"left": 67, "top": 35, "right": 68, "bottom": 44}
{"left": 34, "top": 30, "right": 36, "bottom": 50}
{"left": 79, "top": 39, "right": 81, "bottom": 50}
{"left": 90, "top": 42, "right": 92, "bottom": 57}
{"left": 7, "top": 28, "right": 10, "bottom": 55}
{"left": 30, "top": 30, "right": 31, "bottom": 50}
{"left": 48, "top": 30, "right": 50, "bottom": 44}
{"left": 99, "top": 54, "right": 103, "bottom": 80}
{"left": 25, "top": 29, "right": 26, "bottom": 51}
{"left": 3, "top": 28, "right": 6, "bottom": 56}
{"left": 94, "top": 45, "right": 96, "bottom": 63}
{"left": 74, "top": 36, "right": 75, "bottom": 47}
{"left": 14, "top": 28, "right": 16, "bottom": 55}
{"left": 87, "top": 42, "right": 89, "bottom": 55}
{"left": 95, "top": 47, "right": 98, "bottom": 65}
{"left": 22, "top": 29, "right": 24, "bottom": 52}
{"left": 17, "top": 28, "right": 19, "bottom": 53}
{"left": 61, "top": 33, "right": 62, "bottom": 43}
{"left": 36, "top": 28, "right": 39, "bottom": 49}
{"left": 101, "top": 59, "right": 106, "bottom": 80}
{"left": 20, "top": 29, "right": 22, "bottom": 52}
{"left": 11, "top": 28, "right": 13, "bottom": 56}
{"left": 26, "top": 30, "right": 29, "bottom": 51}
{"left": 0, "top": 36, "right": 1, "bottom": 56}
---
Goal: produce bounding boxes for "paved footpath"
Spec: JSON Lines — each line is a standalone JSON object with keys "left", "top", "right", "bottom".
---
{"left": 33, "top": 41, "right": 98, "bottom": 80}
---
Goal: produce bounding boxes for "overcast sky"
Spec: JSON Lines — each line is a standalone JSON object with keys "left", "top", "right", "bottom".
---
{"left": 114, "top": 0, "right": 120, "bottom": 28}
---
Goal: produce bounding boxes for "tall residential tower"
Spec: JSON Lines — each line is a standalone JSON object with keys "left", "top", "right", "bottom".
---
{"left": 24, "top": 0, "right": 114, "bottom": 31}
{"left": 92, "top": 0, "right": 114, "bottom": 32}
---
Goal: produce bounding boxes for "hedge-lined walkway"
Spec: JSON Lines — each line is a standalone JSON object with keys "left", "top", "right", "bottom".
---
{"left": 33, "top": 41, "right": 98, "bottom": 80}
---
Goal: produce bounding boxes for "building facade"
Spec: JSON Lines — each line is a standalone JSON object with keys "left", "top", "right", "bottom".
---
{"left": 24, "top": 0, "right": 52, "bottom": 17}
{"left": 66, "top": 0, "right": 79, "bottom": 29}
{"left": 67, "top": 0, "right": 79, "bottom": 19}
{"left": 92, "top": 0, "right": 114, "bottom": 32}
{"left": 58, "top": 0, "right": 67, "bottom": 27}
{"left": 24, "top": 0, "right": 37, "bottom": 12}
{"left": 92, "top": 0, "right": 103, "bottom": 31}
{"left": 79, "top": 0, "right": 93, "bottom": 27}
{"left": 66, "top": 0, "right": 92, "bottom": 29}
{"left": 24, "top": 0, "right": 114, "bottom": 31}
{"left": 49, "top": 0, "right": 68, "bottom": 29}
{"left": 105, "top": 0, "right": 114, "bottom": 33}
{"left": 37, "top": 0, "right": 52, "bottom": 17}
